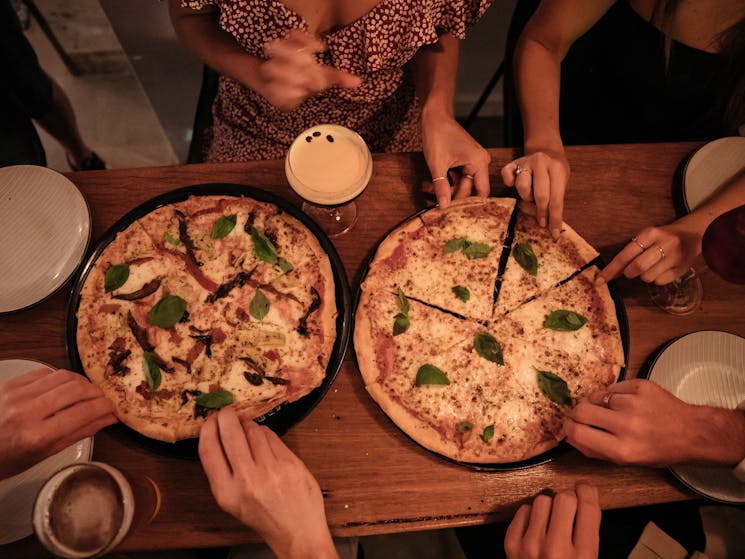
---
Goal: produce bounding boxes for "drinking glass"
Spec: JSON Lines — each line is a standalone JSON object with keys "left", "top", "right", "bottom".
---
{"left": 285, "top": 124, "right": 373, "bottom": 237}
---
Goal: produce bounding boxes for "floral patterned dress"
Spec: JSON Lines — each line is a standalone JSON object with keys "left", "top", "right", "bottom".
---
{"left": 182, "top": 0, "right": 493, "bottom": 161}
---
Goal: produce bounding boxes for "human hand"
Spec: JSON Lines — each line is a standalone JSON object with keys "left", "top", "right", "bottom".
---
{"left": 259, "top": 29, "right": 361, "bottom": 111}
{"left": 596, "top": 221, "right": 701, "bottom": 286}
{"left": 564, "top": 379, "right": 710, "bottom": 466}
{"left": 199, "top": 408, "right": 338, "bottom": 559}
{"left": 0, "top": 368, "right": 118, "bottom": 480}
{"left": 421, "top": 116, "right": 490, "bottom": 208}
{"left": 504, "top": 484, "right": 601, "bottom": 559}
{"left": 501, "top": 149, "right": 570, "bottom": 239}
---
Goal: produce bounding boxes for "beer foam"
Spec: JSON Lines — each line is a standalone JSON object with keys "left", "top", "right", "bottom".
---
{"left": 48, "top": 468, "right": 124, "bottom": 554}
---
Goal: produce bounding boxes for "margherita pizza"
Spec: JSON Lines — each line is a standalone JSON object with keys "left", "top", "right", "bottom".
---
{"left": 76, "top": 194, "right": 336, "bottom": 442}
{"left": 355, "top": 197, "right": 624, "bottom": 464}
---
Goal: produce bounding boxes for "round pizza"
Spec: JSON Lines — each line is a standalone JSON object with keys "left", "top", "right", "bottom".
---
{"left": 355, "top": 197, "right": 625, "bottom": 464}
{"left": 76, "top": 194, "right": 336, "bottom": 442}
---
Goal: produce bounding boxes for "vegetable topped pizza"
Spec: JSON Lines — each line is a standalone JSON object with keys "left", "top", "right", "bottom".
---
{"left": 355, "top": 197, "right": 624, "bottom": 464}
{"left": 76, "top": 194, "right": 337, "bottom": 442}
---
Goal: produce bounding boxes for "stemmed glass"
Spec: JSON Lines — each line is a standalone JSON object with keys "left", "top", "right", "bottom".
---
{"left": 649, "top": 203, "right": 745, "bottom": 313}
{"left": 285, "top": 124, "right": 373, "bottom": 237}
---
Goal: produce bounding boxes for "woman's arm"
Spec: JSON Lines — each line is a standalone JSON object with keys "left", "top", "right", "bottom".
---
{"left": 413, "top": 33, "right": 490, "bottom": 208}
{"left": 501, "top": 0, "right": 614, "bottom": 237}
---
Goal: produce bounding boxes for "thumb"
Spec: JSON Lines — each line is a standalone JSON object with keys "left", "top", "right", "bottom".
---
{"left": 321, "top": 66, "right": 362, "bottom": 89}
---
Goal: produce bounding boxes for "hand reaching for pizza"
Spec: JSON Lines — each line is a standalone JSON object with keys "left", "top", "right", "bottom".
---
{"left": 260, "top": 30, "right": 362, "bottom": 112}
{"left": 0, "top": 368, "right": 118, "bottom": 481}
{"left": 199, "top": 408, "right": 339, "bottom": 559}
{"left": 501, "top": 149, "right": 570, "bottom": 240}
{"left": 564, "top": 379, "right": 745, "bottom": 467}
{"left": 504, "top": 484, "right": 601, "bottom": 559}
{"left": 596, "top": 222, "right": 701, "bottom": 286}
{"left": 421, "top": 116, "right": 491, "bottom": 208}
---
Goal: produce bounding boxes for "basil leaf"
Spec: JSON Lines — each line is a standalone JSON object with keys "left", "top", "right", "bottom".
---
{"left": 396, "top": 287, "right": 409, "bottom": 315}
{"left": 278, "top": 257, "right": 293, "bottom": 273}
{"left": 104, "top": 264, "right": 129, "bottom": 293}
{"left": 142, "top": 351, "right": 161, "bottom": 394}
{"left": 251, "top": 227, "right": 278, "bottom": 264}
{"left": 211, "top": 214, "right": 237, "bottom": 239}
{"left": 462, "top": 242, "right": 492, "bottom": 260}
{"left": 392, "top": 312, "right": 410, "bottom": 336}
{"left": 147, "top": 295, "right": 187, "bottom": 328}
{"left": 456, "top": 421, "right": 472, "bottom": 433}
{"left": 536, "top": 368, "right": 572, "bottom": 406}
{"left": 473, "top": 332, "right": 504, "bottom": 364}
{"left": 195, "top": 389, "right": 234, "bottom": 409}
{"left": 164, "top": 232, "right": 182, "bottom": 246}
{"left": 452, "top": 285, "right": 470, "bottom": 302}
{"left": 415, "top": 364, "right": 450, "bottom": 386}
{"left": 513, "top": 242, "right": 538, "bottom": 276}
{"left": 249, "top": 290, "right": 270, "bottom": 321}
{"left": 481, "top": 425, "right": 495, "bottom": 442}
{"left": 444, "top": 238, "right": 467, "bottom": 253}
{"left": 544, "top": 310, "right": 588, "bottom": 331}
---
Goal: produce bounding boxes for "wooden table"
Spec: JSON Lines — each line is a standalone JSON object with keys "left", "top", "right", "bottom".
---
{"left": 3, "top": 143, "right": 744, "bottom": 554}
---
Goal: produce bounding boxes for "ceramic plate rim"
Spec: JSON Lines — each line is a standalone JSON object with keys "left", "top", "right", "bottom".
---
{"left": 682, "top": 136, "right": 745, "bottom": 212}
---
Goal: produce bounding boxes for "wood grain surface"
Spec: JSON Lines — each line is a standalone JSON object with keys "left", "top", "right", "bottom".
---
{"left": 3, "top": 143, "right": 744, "bottom": 554}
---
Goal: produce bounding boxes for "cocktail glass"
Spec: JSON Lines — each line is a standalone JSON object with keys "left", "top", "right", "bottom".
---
{"left": 285, "top": 124, "right": 373, "bottom": 237}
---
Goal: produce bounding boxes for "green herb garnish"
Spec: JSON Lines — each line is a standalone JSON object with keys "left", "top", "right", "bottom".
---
{"left": 194, "top": 390, "right": 234, "bottom": 409}
{"left": 444, "top": 238, "right": 492, "bottom": 260}
{"left": 536, "top": 368, "right": 572, "bottom": 406}
{"left": 249, "top": 290, "right": 270, "bottom": 321}
{"left": 393, "top": 312, "right": 410, "bottom": 336}
{"left": 104, "top": 264, "right": 129, "bottom": 293}
{"left": 147, "top": 295, "right": 187, "bottom": 328}
{"left": 513, "top": 242, "right": 538, "bottom": 276}
{"left": 452, "top": 285, "right": 470, "bottom": 302}
{"left": 473, "top": 332, "right": 504, "bottom": 364}
{"left": 143, "top": 351, "right": 161, "bottom": 395}
{"left": 544, "top": 310, "right": 588, "bottom": 331}
{"left": 415, "top": 364, "right": 450, "bottom": 386}
{"left": 164, "top": 232, "right": 182, "bottom": 246}
{"left": 444, "top": 238, "right": 468, "bottom": 253}
{"left": 277, "top": 257, "right": 293, "bottom": 273}
{"left": 456, "top": 421, "right": 473, "bottom": 433}
{"left": 481, "top": 425, "right": 495, "bottom": 442}
{"left": 211, "top": 214, "right": 237, "bottom": 239}
{"left": 251, "top": 226, "right": 278, "bottom": 265}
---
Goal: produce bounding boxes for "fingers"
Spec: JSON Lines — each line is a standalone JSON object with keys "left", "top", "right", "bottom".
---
{"left": 262, "top": 425, "right": 298, "bottom": 463}
{"left": 598, "top": 228, "right": 678, "bottom": 285}
{"left": 15, "top": 369, "right": 83, "bottom": 402}
{"left": 432, "top": 175, "right": 453, "bottom": 208}
{"left": 45, "top": 413, "right": 118, "bottom": 458}
{"left": 568, "top": 401, "right": 625, "bottom": 433}
{"left": 532, "top": 165, "right": 550, "bottom": 228}
{"left": 243, "top": 421, "right": 276, "bottom": 465}
{"left": 547, "top": 165, "right": 566, "bottom": 238}
{"left": 563, "top": 417, "right": 617, "bottom": 460}
{"left": 504, "top": 503, "right": 532, "bottom": 558}
{"left": 514, "top": 166, "right": 534, "bottom": 202}
{"left": 33, "top": 376, "right": 107, "bottom": 418}
{"left": 216, "top": 407, "right": 253, "bottom": 470}
{"left": 199, "top": 414, "right": 234, "bottom": 497}
{"left": 545, "top": 490, "right": 578, "bottom": 548}
{"left": 573, "top": 484, "right": 601, "bottom": 553}
{"left": 1, "top": 367, "right": 54, "bottom": 390}
{"left": 45, "top": 396, "right": 115, "bottom": 444}
{"left": 501, "top": 161, "right": 517, "bottom": 187}
{"left": 523, "top": 493, "right": 552, "bottom": 554}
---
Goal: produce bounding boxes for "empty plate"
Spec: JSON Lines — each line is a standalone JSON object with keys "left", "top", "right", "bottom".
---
{"left": 0, "top": 165, "right": 91, "bottom": 313}
{"left": 0, "top": 359, "right": 94, "bottom": 544}
{"left": 647, "top": 331, "right": 745, "bottom": 503}
{"left": 683, "top": 136, "right": 745, "bottom": 211}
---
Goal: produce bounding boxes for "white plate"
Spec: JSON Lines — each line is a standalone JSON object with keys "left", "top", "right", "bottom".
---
{"left": 0, "top": 165, "right": 91, "bottom": 313}
{"left": 647, "top": 331, "right": 745, "bottom": 503}
{"left": 0, "top": 359, "right": 94, "bottom": 545}
{"left": 683, "top": 136, "right": 745, "bottom": 211}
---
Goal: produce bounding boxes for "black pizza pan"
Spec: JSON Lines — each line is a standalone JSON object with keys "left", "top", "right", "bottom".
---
{"left": 66, "top": 184, "right": 352, "bottom": 458}
{"left": 352, "top": 201, "right": 630, "bottom": 471}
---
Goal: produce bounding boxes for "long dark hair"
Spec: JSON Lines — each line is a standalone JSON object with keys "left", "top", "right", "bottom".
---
{"left": 652, "top": 0, "right": 745, "bottom": 133}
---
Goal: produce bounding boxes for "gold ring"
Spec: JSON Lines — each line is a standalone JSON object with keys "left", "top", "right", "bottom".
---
{"left": 515, "top": 164, "right": 527, "bottom": 176}
{"left": 432, "top": 176, "right": 448, "bottom": 182}
{"left": 656, "top": 245, "right": 665, "bottom": 259}
{"left": 601, "top": 392, "right": 614, "bottom": 408}
{"left": 463, "top": 173, "right": 474, "bottom": 180}
{"left": 631, "top": 236, "right": 646, "bottom": 250}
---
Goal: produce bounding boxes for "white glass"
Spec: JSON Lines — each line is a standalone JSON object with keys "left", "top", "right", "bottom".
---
{"left": 285, "top": 124, "right": 373, "bottom": 236}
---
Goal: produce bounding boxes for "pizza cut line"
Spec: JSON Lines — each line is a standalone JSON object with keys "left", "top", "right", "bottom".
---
{"left": 76, "top": 194, "right": 337, "bottom": 443}
{"left": 355, "top": 196, "right": 624, "bottom": 464}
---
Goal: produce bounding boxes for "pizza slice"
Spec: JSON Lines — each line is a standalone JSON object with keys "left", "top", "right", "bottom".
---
{"left": 504, "top": 266, "right": 625, "bottom": 367}
{"left": 494, "top": 206, "right": 599, "bottom": 316}
{"left": 362, "top": 197, "right": 515, "bottom": 320}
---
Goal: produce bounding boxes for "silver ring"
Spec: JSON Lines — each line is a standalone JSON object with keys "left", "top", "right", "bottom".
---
{"left": 631, "top": 236, "right": 646, "bottom": 250}
{"left": 432, "top": 176, "right": 448, "bottom": 182}
{"left": 601, "top": 392, "right": 614, "bottom": 408}
{"left": 463, "top": 173, "right": 474, "bottom": 180}
{"left": 515, "top": 163, "right": 528, "bottom": 176}
{"left": 656, "top": 245, "right": 665, "bottom": 260}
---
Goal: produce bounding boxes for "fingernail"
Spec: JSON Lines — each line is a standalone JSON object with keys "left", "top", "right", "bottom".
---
{"left": 551, "top": 228, "right": 560, "bottom": 239}
{"left": 539, "top": 217, "right": 547, "bottom": 227}
{"left": 595, "top": 276, "right": 606, "bottom": 286}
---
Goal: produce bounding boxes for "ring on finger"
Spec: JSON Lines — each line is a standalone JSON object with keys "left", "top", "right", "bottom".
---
{"left": 631, "top": 236, "right": 646, "bottom": 251}
{"left": 432, "top": 176, "right": 448, "bottom": 183}
{"left": 515, "top": 163, "right": 529, "bottom": 176}
{"left": 600, "top": 392, "right": 615, "bottom": 408}
{"left": 656, "top": 245, "right": 665, "bottom": 260}
{"left": 463, "top": 173, "right": 475, "bottom": 181}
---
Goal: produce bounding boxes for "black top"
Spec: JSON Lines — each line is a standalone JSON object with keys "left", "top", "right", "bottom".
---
{"left": 559, "top": 0, "right": 726, "bottom": 144}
